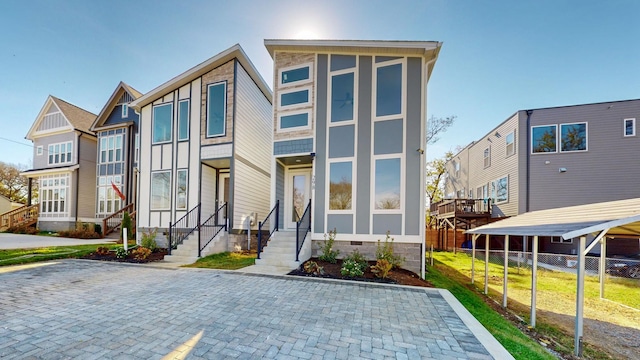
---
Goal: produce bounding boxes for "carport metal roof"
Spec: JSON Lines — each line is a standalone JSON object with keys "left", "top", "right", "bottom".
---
{"left": 464, "top": 197, "right": 640, "bottom": 357}
{"left": 466, "top": 197, "right": 640, "bottom": 239}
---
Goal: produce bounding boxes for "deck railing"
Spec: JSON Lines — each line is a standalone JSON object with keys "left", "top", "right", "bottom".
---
{"left": 102, "top": 203, "right": 135, "bottom": 236}
{"left": 296, "top": 200, "right": 311, "bottom": 261}
{"left": 198, "top": 202, "right": 227, "bottom": 257}
{"left": 431, "top": 198, "right": 492, "bottom": 216}
{"left": 257, "top": 200, "right": 279, "bottom": 259}
{"left": 168, "top": 203, "right": 201, "bottom": 255}
{"left": 0, "top": 204, "right": 39, "bottom": 231}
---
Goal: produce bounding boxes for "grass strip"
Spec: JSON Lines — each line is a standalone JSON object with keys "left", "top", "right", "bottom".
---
{"left": 183, "top": 251, "right": 256, "bottom": 270}
{"left": 0, "top": 244, "right": 118, "bottom": 267}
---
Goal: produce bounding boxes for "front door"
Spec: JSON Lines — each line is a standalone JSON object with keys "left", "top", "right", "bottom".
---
{"left": 285, "top": 168, "right": 311, "bottom": 229}
{"left": 218, "top": 172, "right": 230, "bottom": 224}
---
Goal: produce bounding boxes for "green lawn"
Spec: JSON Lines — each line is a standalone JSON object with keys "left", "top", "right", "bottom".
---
{"left": 0, "top": 244, "right": 118, "bottom": 267}
{"left": 183, "top": 251, "right": 256, "bottom": 270}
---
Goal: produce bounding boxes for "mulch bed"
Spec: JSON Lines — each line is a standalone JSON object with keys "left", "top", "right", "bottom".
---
{"left": 82, "top": 249, "right": 168, "bottom": 263}
{"left": 288, "top": 258, "right": 433, "bottom": 287}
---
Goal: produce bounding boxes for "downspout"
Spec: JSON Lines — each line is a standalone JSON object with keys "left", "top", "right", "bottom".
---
{"left": 75, "top": 132, "right": 82, "bottom": 223}
{"left": 525, "top": 110, "right": 533, "bottom": 212}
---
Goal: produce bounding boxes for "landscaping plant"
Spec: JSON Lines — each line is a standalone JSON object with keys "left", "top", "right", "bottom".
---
{"left": 371, "top": 259, "right": 393, "bottom": 279}
{"left": 95, "top": 246, "right": 110, "bottom": 255}
{"left": 340, "top": 249, "right": 368, "bottom": 277}
{"left": 115, "top": 247, "right": 128, "bottom": 259}
{"left": 376, "top": 232, "right": 404, "bottom": 268}
{"left": 318, "top": 228, "right": 339, "bottom": 263}
{"left": 141, "top": 228, "right": 158, "bottom": 252}
{"left": 121, "top": 211, "right": 134, "bottom": 240}
{"left": 132, "top": 247, "right": 151, "bottom": 260}
{"left": 303, "top": 261, "right": 324, "bottom": 275}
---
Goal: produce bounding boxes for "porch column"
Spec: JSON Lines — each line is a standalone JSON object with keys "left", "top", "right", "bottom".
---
{"left": 503, "top": 234, "right": 509, "bottom": 308}
{"left": 599, "top": 237, "right": 606, "bottom": 299}
{"left": 27, "top": 178, "right": 32, "bottom": 206}
{"left": 484, "top": 233, "right": 490, "bottom": 295}
{"left": 471, "top": 234, "right": 478, "bottom": 284}
{"left": 575, "top": 236, "right": 586, "bottom": 357}
{"left": 531, "top": 235, "right": 538, "bottom": 327}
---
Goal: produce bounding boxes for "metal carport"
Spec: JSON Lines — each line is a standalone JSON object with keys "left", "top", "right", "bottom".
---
{"left": 465, "top": 197, "right": 640, "bottom": 356}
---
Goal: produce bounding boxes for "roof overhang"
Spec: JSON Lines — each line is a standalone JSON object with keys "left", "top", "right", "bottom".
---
{"left": 130, "top": 44, "right": 272, "bottom": 111}
{"left": 20, "top": 164, "right": 80, "bottom": 178}
{"left": 466, "top": 198, "right": 640, "bottom": 239}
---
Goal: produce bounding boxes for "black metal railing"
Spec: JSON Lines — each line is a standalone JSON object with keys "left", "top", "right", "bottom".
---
{"left": 257, "top": 200, "right": 279, "bottom": 259}
{"left": 198, "top": 202, "right": 228, "bottom": 257}
{"left": 296, "top": 200, "right": 311, "bottom": 261}
{"left": 168, "top": 203, "right": 201, "bottom": 255}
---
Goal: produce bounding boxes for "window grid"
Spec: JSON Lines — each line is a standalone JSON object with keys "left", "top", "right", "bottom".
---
{"left": 48, "top": 141, "right": 73, "bottom": 165}
{"left": 40, "top": 174, "right": 69, "bottom": 215}
{"left": 624, "top": 118, "right": 635, "bottom": 137}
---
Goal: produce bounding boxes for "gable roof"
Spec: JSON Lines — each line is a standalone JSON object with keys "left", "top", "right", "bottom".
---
{"left": 466, "top": 197, "right": 640, "bottom": 240}
{"left": 129, "top": 44, "right": 271, "bottom": 110}
{"left": 264, "top": 39, "right": 442, "bottom": 80}
{"left": 91, "top": 81, "right": 142, "bottom": 131}
{"left": 26, "top": 96, "right": 97, "bottom": 140}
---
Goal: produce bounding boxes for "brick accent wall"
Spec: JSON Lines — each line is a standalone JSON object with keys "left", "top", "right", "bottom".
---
{"left": 201, "top": 60, "right": 235, "bottom": 146}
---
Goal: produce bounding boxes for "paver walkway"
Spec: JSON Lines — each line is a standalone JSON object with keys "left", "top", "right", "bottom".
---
{"left": 0, "top": 260, "right": 512, "bottom": 359}
{"left": 0, "top": 233, "right": 115, "bottom": 249}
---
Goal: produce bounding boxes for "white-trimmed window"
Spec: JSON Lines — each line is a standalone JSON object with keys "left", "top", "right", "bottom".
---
{"left": 97, "top": 175, "right": 122, "bottom": 215}
{"left": 454, "top": 160, "right": 460, "bottom": 176}
{"left": 560, "top": 122, "right": 587, "bottom": 152}
{"left": 279, "top": 63, "right": 312, "bottom": 86}
{"left": 483, "top": 146, "right": 491, "bottom": 168}
{"left": 152, "top": 103, "right": 173, "bottom": 144}
{"left": 624, "top": 118, "right": 635, "bottom": 137}
{"left": 40, "top": 174, "right": 69, "bottom": 215}
{"left": 278, "top": 109, "right": 311, "bottom": 131}
{"left": 36, "top": 146, "right": 43, "bottom": 156}
{"left": 178, "top": 100, "right": 189, "bottom": 141}
{"left": 375, "top": 62, "right": 403, "bottom": 117}
{"left": 100, "top": 134, "right": 123, "bottom": 164}
{"left": 151, "top": 171, "right": 171, "bottom": 210}
{"left": 330, "top": 71, "right": 355, "bottom": 122}
{"left": 328, "top": 161, "right": 353, "bottom": 210}
{"left": 531, "top": 125, "right": 557, "bottom": 153}
{"left": 374, "top": 157, "right": 401, "bottom": 210}
{"left": 491, "top": 176, "right": 508, "bottom": 204}
{"left": 176, "top": 169, "right": 188, "bottom": 210}
{"left": 48, "top": 141, "right": 73, "bottom": 165}
{"left": 506, "top": 130, "right": 515, "bottom": 157}
{"left": 134, "top": 133, "right": 139, "bottom": 163}
{"left": 278, "top": 86, "right": 311, "bottom": 110}
{"left": 207, "top": 82, "right": 227, "bottom": 137}
{"left": 122, "top": 104, "right": 128, "bottom": 118}
{"left": 550, "top": 236, "right": 573, "bottom": 244}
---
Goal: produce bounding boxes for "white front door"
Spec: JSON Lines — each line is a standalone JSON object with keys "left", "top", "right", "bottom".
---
{"left": 285, "top": 168, "right": 312, "bottom": 229}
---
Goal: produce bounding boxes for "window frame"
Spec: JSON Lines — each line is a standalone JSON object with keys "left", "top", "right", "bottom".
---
{"left": 483, "top": 146, "right": 491, "bottom": 168}
{"left": 372, "top": 156, "right": 403, "bottom": 213}
{"left": 36, "top": 146, "right": 43, "bottom": 156}
{"left": 39, "top": 174, "right": 69, "bottom": 215}
{"left": 176, "top": 169, "right": 188, "bottom": 210}
{"left": 491, "top": 175, "right": 508, "bottom": 204}
{"left": 206, "top": 81, "right": 227, "bottom": 138}
{"left": 178, "top": 99, "right": 190, "bottom": 141}
{"left": 278, "top": 62, "right": 313, "bottom": 87}
{"left": 150, "top": 171, "right": 171, "bottom": 210}
{"left": 122, "top": 104, "right": 128, "bottom": 118}
{"left": 550, "top": 236, "right": 573, "bottom": 244}
{"left": 624, "top": 118, "right": 636, "bottom": 137}
{"left": 559, "top": 122, "right": 588, "bottom": 153}
{"left": 373, "top": 59, "right": 405, "bottom": 119}
{"left": 47, "top": 141, "right": 73, "bottom": 165}
{"left": 327, "top": 160, "right": 354, "bottom": 212}
{"left": 277, "top": 109, "right": 312, "bottom": 132}
{"left": 277, "top": 86, "right": 312, "bottom": 111}
{"left": 329, "top": 69, "right": 356, "bottom": 123}
{"left": 506, "top": 130, "right": 516, "bottom": 157}
{"left": 531, "top": 124, "right": 558, "bottom": 154}
{"left": 152, "top": 102, "right": 173, "bottom": 144}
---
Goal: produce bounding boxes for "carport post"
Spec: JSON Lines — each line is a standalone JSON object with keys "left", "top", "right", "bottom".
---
{"left": 503, "top": 235, "right": 509, "bottom": 308}
{"left": 600, "top": 237, "right": 606, "bottom": 299}
{"left": 531, "top": 235, "right": 538, "bottom": 328}
{"left": 484, "top": 234, "right": 490, "bottom": 295}
{"left": 575, "top": 236, "right": 586, "bottom": 357}
{"left": 471, "top": 234, "right": 478, "bottom": 284}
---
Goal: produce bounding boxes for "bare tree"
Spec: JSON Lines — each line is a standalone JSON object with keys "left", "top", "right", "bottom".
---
{"left": 426, "top": 115, "right": 457, "bottom": 145}
{"left": 425, "top": 151, "right": 454, "bottom": 206}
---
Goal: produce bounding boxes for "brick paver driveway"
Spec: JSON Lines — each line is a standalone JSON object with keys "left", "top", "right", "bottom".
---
{"left": 0, "top": 260, "right": 511, "bottom": 359}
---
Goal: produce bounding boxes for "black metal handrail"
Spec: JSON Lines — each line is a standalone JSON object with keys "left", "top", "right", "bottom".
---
{"left": 257, "top": 200, "right": 279, "bottom": 259}
{"left": 198, "top": 202, "right": 228, "bottom": 257}
{"left": 168, "top": 203, "right": 201, "bottom": 255}
{"left": 296, "top": 200, "right": 311, "bottom": 261}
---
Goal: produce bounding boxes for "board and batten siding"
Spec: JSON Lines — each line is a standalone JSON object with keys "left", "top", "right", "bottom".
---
{"left": 200, "top": 165, "right": 216, "bottom": 219}
{"left": 188, "top": 78, "right": 202, "bottom": 213}
{"left": 231, "top": 62, "right": 272, "bottom": 230}
{"left": 137, "top": 104, "right": 152, "bottom": 228}
{"left": 77, "top": 134, "right": 97, "bottom": 219}
{"left": 528, "top": 100, "right": 640, "bottom": 211}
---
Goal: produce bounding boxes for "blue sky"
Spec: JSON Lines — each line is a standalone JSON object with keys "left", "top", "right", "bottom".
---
{"left": 1, "top": 0, "right": 639, "bottom": 167}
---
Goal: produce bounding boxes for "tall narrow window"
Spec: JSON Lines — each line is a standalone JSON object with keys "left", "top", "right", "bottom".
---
{"left": 207, "top": 82, "right": 227, "bottom": 137}
{"left": 329, "top": 162, "right": 352, "bottom": 210}
{"left": 151, "top": 171, "right": 171, "bottom": 210}
{"left": 624, "top": 118, "right": 636, "bottom": 137}
{"left": 376, "top": 63, "right": 402, "bottom": 117}
{"left": 178, "top": 100, "right": 189, "bottom": 141}
{"left": 483, "top": 147, "right": 491, "bottom": 168}
{"left": 176, "top": 170, "right": 187, "bottom": 210}
{"left": 122, "top": 104, "right": 128, "bottom": 118}
{"left": 331, "top": 72, "right": 354, "bottom": 122}
{"left": 506, "top": 131, "right": 515, "bottom": 156}
{"left": 560, "top": 123, "right": 587, "bottom": 152}
{"left": 531, "top": 125, "right": 557, "bottom": 153}
{"left": 374, "top": 158, "right": 401, "bottom": 210}
{"left": 152, "top": 103, "right": 173, "bottom": 143}
{"left": 134, "top": 133, "right": 139, "bottom": 163}
{"left": 491, "top": 176, "right": 508, "bottom": 203}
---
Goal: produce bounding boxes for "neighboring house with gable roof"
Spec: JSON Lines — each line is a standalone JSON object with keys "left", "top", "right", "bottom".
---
{"left": 90, "top": 82, "right": 141, "bottom": 234}
{"left": 21, "top": 96, "right": 98, "bottom": 232}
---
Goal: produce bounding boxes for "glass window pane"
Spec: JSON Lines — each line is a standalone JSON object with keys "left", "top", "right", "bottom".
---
{"left": 153, "top": 104, "right": 173, "bottom": 143}
{"left": 281, "top": 67, "right": 309, "bottom": 84}
{"left": 292, "top": 175, "right": 307, "bottom": 221}
{"left": 280, "top": 90, "right": 309, "bottom": 107}
{"left": 625, "top": 119, "right": 634, "bottom": 136}
{"left": 331, "top": 72, "right": 354, "bottom": 122}
{"left": 177, "top": 170, "right": 187, "bottom": 210}
{"left": 375, "top": 158, "right": 401, "bottom": 209}
{"left": 376, "top": 63, "right": 402, "bottom": 117}
{"left": 560, "top": 123, "right": 587, "bottom": 152}
{"left": 178, "top": 100, "right": 189, "bottom": 140}
{"left": 151, "top": 172, "right": 171, "bottom": 209}
{"left": 280, "top": 113, "right": 308, "bottom": 129}
{"left": 207, "top": 83, "right": 226, "bottom": 137}
{"left": 329, "top": 162, "right": 352, "bottom": 210}
{"left": 496, "top": 177, "right": 508, "bottom": 203}
{"left": 532, "top": 125, "right": 557, "bottom": 153}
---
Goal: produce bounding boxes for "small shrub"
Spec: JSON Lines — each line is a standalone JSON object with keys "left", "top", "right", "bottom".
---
{"left": 7, "top": 224, "right": 38, "bottom": 235}
{"left": 303, "top": 261, "right": 324, "bottom": 275}
{"left": 318, "top": 229, "right": 339, "bottom": 263}
{"left": 371, "top": 259, "right": 393, "bottom": 279}
{"left": 115, "top": 247, "right": 128, "bottom": 259}
{"left": 94, "top": 223, "right": 102, "bottom": 236}
{"left": 132, "top": 247, "right": 151, "bottom": 260}
{"left": 121, "top": 212, "right": 134, "bottom": 240}
{"left": 58, "top": 222, "right": 101, "bottom": 239}
{"left": 95, "top": 246, "right": 110, "bottom": 255}
{"left": 340, "top": 249, "right": 368, "bottom": 277}
{"left": 376, "top": 232, "right": 405, "bottom": 268}
{"left": 141, "top": 228, "right": 158, "bottom": 252}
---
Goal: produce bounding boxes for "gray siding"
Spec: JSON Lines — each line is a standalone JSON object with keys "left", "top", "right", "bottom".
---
{"left": 77, "top": 135, "right": 97, "bottom": 219}
{"left": 327, "top": 214, "right": 353, "bottom": 234}
{"left": 32, "top": 132, "right": 77, "bottom": 169}
{"left": 274, "top": 138, "right": 313, "bottom": 155}
{"left": 355, "top": 56, "right": 372, "bottom": 234}
{"left": 276, "top": 162, "right": 285, "bottom": 229}
{"left": 373, "top": 214, "right": 402, "bottom": 235}
{"left": 328, "top": 125, "right": 355, "bottom": 158}
{"left": 405, "top": 57, "right": 422, "bottom": 235}
{"left": 313, "top": 54, "right": 328, "bottom": 233}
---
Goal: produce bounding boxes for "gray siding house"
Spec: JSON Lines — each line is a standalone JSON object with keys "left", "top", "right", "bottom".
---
{"left": 21, "top": 96, "right": 98, "bottom": 231}
{"left": 129, "top": 44, "right": 272, "bottom": 260}
{"left": 258, "top": 40, "right": 442, "bottom": 275}
{"left": 443, "top": 98, "right": 640, "bottom": 254}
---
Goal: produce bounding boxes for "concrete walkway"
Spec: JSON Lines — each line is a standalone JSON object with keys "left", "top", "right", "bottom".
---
{"left": 0, "top": 260, "right": 513, "bottom": 359}
{"left": 0, "top": 233, "right": 116, "bottom": 249}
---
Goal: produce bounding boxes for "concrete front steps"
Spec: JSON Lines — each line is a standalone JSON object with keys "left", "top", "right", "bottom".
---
{"left": 163, "top": 230, "right": 227, "bottom": 264}
{"left": 252, "top": 231, "right": 309, "bottom": 273}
